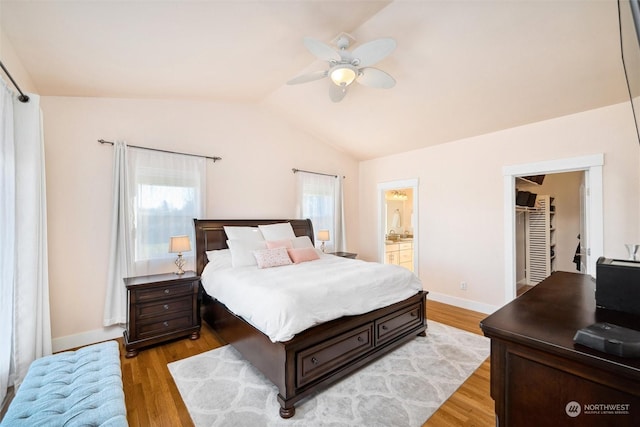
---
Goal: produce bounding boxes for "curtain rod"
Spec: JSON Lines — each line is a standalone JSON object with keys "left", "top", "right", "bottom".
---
{"left": 0, "top": 60, "right": 29, "bottom": 103}
{"left": 98, "top": 139, "right": 222, "bottom": 162}
{"left": 292, "top": 168, "right": 345, "bottom": 179}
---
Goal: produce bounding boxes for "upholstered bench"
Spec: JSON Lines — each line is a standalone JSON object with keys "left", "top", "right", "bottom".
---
{"left": 1, "top": 340, "right": 127, "bottom": 426}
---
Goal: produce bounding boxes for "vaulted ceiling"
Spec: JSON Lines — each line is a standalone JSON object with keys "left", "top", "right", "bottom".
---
{"left": 0, "top": 0, "right": 629, "bottom": 160}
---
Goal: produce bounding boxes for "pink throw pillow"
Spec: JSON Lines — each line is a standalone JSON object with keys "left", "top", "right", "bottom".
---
{"left": 266, "top": 239, "right": 293, "bottom": 249}
{"left": 253, "top": 247, "right": 293, "bottom": 269}
{"left": 287, "top": 247, "right": 320, "bottom": 264}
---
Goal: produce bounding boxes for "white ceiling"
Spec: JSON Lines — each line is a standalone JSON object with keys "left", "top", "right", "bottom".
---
{"left": 0, "top": 0, "right": 629, "bottom": 160}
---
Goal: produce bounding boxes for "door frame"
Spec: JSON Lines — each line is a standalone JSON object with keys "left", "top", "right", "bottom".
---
{"left": 377, "top": 178, "right": 419, "bottom": 274}
{"left": 503, "top": 154, "right": 604, "bottom": 303}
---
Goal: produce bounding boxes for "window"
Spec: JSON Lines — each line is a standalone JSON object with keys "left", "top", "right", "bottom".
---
{"left": 129, "top": 148, "right": 205, "bottom": 274}
{"left": 295, "top": 171, "right": 345, "bottom": 252}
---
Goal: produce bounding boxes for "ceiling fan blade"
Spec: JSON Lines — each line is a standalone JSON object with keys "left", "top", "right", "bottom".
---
{"left": 357, "top": 67, "right": 396, "bottom": 89}
{"left": 351, "top": 38, "right": 397, "bottom": 67}
{"left": 328, "top": 83, "right": 347, "bottom": 103}
{"left": 303, "top": 37, "right": 341, "bottom": 62}
{"left": 286, "top": 70, "right": 328, "bottom": 85}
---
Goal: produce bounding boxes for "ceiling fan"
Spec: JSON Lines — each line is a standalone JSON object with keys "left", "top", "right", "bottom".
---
{"left": 287, "top": 33, "right": 397, "bottom": 102}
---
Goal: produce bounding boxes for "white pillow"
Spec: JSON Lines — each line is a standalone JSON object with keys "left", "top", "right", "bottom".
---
{"left": 258, "top": 222, "right": 296, "bottom": 241}
{"left": 227, "top": 239, "right": 267, "bottom": 267}
{"left": 253, "top": 247, "right": 293, "bottom": 269}
{"left": 292, "top": 235, "right": 314, "bottom": 249}
{"left": 224, "top": 226, "right": 264, "bottom": 241}
{"left": 206, "top": 249, "right": 232, "bottom": 270}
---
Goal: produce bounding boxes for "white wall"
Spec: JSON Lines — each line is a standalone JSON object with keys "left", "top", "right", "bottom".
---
{"left": 41, "top": 96, "right": 359, "bottom": 350}
{"left": 359, "top": 102, "right": 640, "bottom": 313}
{"left": 0, "top": 28, "right": 37, "bottom": 93}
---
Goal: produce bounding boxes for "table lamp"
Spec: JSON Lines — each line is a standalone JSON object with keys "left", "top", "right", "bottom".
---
{"left": 317, "top": 230, "right": 330, "bottom": 253}
{"left": 169, "top": 235, "right": 191, "bottom": 274}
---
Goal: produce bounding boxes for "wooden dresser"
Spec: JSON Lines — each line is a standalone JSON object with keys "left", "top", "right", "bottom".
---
{"left": 123, "top": 271, "right": 200, "bottom": 358}
{"left": 480, "top": 272, "right": 640, "bottom": 426}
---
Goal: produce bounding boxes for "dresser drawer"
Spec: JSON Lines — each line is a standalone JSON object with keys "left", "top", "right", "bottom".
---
{"left": 136, "top": 295, "right": 193, "bottom": 321}
{"left": 376, "top": 303, "right": 423, "bottom": 345}
{"left": 296, "top": 324, "right": 374, "bottom": 388}
{"left": 136, "top": 311, "right": 194, "bottom": 339}
{"left": 134, "top": 281, "right": 195, "bottom": 302}
{"left": 399, "top": 242, "right": 412, "bottom": 251}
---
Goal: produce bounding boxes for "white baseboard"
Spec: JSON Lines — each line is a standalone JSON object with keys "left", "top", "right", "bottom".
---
{"left": 427, "top": 291, "right": 501, "bottom": 315}
{"left": 52, "top": 325, "right": 124, "bottom": 353}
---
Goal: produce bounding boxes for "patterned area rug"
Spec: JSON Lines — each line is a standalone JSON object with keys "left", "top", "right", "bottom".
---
{"left": 168, "top": 321, "right": 489, "bottom": 426}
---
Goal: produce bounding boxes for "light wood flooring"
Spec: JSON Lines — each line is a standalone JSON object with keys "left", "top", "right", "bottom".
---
{"left": 118, "top": 300, "right": 494, "bottom": 426}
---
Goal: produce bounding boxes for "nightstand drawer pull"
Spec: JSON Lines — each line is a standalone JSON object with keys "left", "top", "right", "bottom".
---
{"left": 164, "top": 289, "right": 170, "bottom": 294}
{"left": 382, "top": 325, "right": 388, "bottom": 330}
{"left": 357, "top": 336, "right": 364, "bottom": 342}
{"left": 163, "top": 321, "right": 169, "bottom": 327}
{"left": 311, "top": 357, "right": 319, "bottom": 365}
{"left": 163, "top": 304, "right": 169, "bottom": 310}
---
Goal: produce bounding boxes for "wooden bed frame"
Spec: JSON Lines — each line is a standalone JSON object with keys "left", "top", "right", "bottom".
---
{"left": 194, "top": 218, "right": 428, "bottom": 418}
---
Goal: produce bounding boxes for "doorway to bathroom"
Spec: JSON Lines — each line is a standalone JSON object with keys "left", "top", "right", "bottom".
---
{"left": 377, "top": 179, "right": 419, "bottom": 274}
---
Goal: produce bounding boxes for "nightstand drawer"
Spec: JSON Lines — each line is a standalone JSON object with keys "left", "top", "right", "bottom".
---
{"left": 136, "top": 312, "right": 194, "bottom": 338}
{"left": 136, "top": 295, "right": 193, "bottom": 320}
{"left": 135, "top": 281, "right": 195, "bottom": 302}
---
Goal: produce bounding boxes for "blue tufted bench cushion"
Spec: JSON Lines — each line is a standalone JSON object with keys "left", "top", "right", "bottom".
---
{"left": 1, "top": 340, "right": 127, "bottom": 426}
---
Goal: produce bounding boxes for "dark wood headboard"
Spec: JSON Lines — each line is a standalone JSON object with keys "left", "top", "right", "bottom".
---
{"left": 193, "top": 219, "right": 315, "bottom": 275}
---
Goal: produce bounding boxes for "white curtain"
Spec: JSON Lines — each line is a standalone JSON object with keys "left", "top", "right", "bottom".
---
{"left": 0, "top": 81, "right": 16, "bottom": 405}
{"left": 104, "top": 145, "right": 206, "bottom": 326}
{"left": 103, "top": 142, "right": 133, "bottom": 326}
{"left": 295, "top": 172, "right": 346, "bottom": 252}
{"left": 0, "top": 86, "right": 51, "bottom": 403}
{"left": 333, "top": 176, "right": 347, "bottom": 252}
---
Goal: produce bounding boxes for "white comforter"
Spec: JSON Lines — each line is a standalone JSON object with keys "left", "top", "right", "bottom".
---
{"left": 200, "top": 253, "right": 423, "bottom": 342}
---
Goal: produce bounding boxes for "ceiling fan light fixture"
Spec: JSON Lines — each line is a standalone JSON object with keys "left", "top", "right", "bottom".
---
{"left": 330, "top": 65, "right": 357, "bottom": 87}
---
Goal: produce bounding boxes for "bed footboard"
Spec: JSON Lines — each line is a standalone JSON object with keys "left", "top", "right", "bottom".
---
{"left": 202, "top": 290, "right": 428, "bottom": 418}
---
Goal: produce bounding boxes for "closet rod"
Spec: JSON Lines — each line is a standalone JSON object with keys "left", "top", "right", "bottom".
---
{"left": 0, "top": 60, "right": 29, "bottom": 103}
{"left": 291, "top": 168, "right": 345, "bottom": 179}
{"left": 98, "top": 139, "right": 222, "bottom": 162}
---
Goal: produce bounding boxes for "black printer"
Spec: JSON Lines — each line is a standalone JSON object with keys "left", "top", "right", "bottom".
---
{"left": 595, "top": 257, "right": 640, "bottom": 315}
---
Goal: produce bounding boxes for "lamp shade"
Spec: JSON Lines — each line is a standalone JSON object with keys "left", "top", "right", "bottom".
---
{"left": 317, "top": 230, "right": 330, "bottom": 242}
{"left": 169, "top": 235, "right": 191, "bottom": 253}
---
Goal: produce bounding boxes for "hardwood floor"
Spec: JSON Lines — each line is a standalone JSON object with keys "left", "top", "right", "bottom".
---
{"left": 118, "top": 299, "right": 495, "bottom": 426}
{"left": 423, "top": 300, "right": 494, "bottom": 427}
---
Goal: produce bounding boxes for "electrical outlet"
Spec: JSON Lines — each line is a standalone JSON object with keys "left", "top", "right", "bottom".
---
{"left": 460, "top": 282, "right": 467, "bottom": 290}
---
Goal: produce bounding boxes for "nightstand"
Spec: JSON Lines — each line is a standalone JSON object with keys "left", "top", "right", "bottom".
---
{"left": 123, "top": 271, "right": 200, "bottom": 358}
{"left": 329, "top": 251, "right": 357, "bottom": 259}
